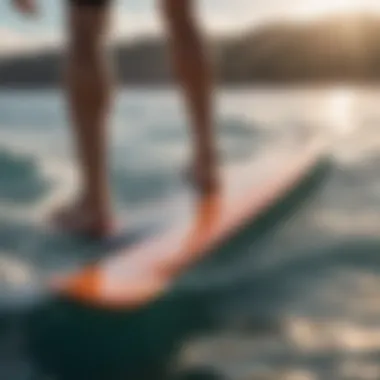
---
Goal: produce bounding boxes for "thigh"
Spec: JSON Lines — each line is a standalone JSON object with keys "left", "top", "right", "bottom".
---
{"left": 68, "top": 0, "right": 111, "bottom": 7}
{"left": 66, "top": 0, "right": 112, "bottom": 50}
{"left": 160, "top": 0, "right": 194, "bottom": 30}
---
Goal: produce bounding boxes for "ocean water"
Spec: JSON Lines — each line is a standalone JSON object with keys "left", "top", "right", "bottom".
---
{"left": 1, "top": 87, "right": 380, "bottom": 379}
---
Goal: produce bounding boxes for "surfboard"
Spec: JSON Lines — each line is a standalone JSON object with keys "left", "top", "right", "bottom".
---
{"left": 51, "top": 133, "right": 327, "bottom": 310}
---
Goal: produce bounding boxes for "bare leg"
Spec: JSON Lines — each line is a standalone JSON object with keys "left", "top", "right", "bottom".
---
{"left": 161, "top": 0, "right": 219, "bottom": 195}
{"left": 53, "top": 4, "right": 114, "bottom": 237}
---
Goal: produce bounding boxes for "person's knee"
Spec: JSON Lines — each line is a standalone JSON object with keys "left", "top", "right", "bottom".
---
{"left": 69, "top": 31, "right": 101, "bottom": 66}
{"left": 68, "top": 9, "right": 107, "bottom": 65}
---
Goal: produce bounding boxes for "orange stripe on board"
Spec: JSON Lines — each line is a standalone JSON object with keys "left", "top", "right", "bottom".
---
{"left": 51, "top": 138, "right": 325, "bottom": 309}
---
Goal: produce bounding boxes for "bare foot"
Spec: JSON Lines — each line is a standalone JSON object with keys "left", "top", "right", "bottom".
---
{"left": 51, "top": 198, "right": 115, "bottom": 239}
{"left": 186, "top": 157, "right": 219, "bottom": 196}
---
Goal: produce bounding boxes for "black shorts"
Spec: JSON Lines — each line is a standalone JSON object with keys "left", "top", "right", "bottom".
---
{"left": 69, "top": 0, "right": 111, "bottom": 6}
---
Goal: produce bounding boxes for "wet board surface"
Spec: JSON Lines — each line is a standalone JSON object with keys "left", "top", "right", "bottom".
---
{"left": 52, "top": 133, "right": 326, "bottom": 310}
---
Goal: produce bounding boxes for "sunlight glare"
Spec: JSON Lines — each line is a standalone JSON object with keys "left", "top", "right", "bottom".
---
{"left": 326, "top": 88, "right": 356, "bottom": 135}
{"left": 293, "top": 0, "right": 380, "bottom": 20}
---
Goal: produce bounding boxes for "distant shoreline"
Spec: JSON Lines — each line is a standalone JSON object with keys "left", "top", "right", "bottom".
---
{"left": 2, "top": 81, "right": 380, "bottom": 91}
{"left": 3, "top": 13, "right": 380, "bottom": 88}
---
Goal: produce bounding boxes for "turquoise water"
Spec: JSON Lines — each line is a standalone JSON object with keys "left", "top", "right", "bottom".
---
{"left": 1, "top": 87, "right": 380, "bottom": 379}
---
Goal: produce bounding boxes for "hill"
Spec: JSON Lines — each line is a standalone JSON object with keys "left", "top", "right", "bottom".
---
{"left": 2, "top": 13, "right": 380, "bottom": 87}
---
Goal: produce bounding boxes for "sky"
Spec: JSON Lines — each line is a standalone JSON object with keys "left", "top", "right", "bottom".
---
{"left": 1, "top": 0, "right": 380, "bottom": 55}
